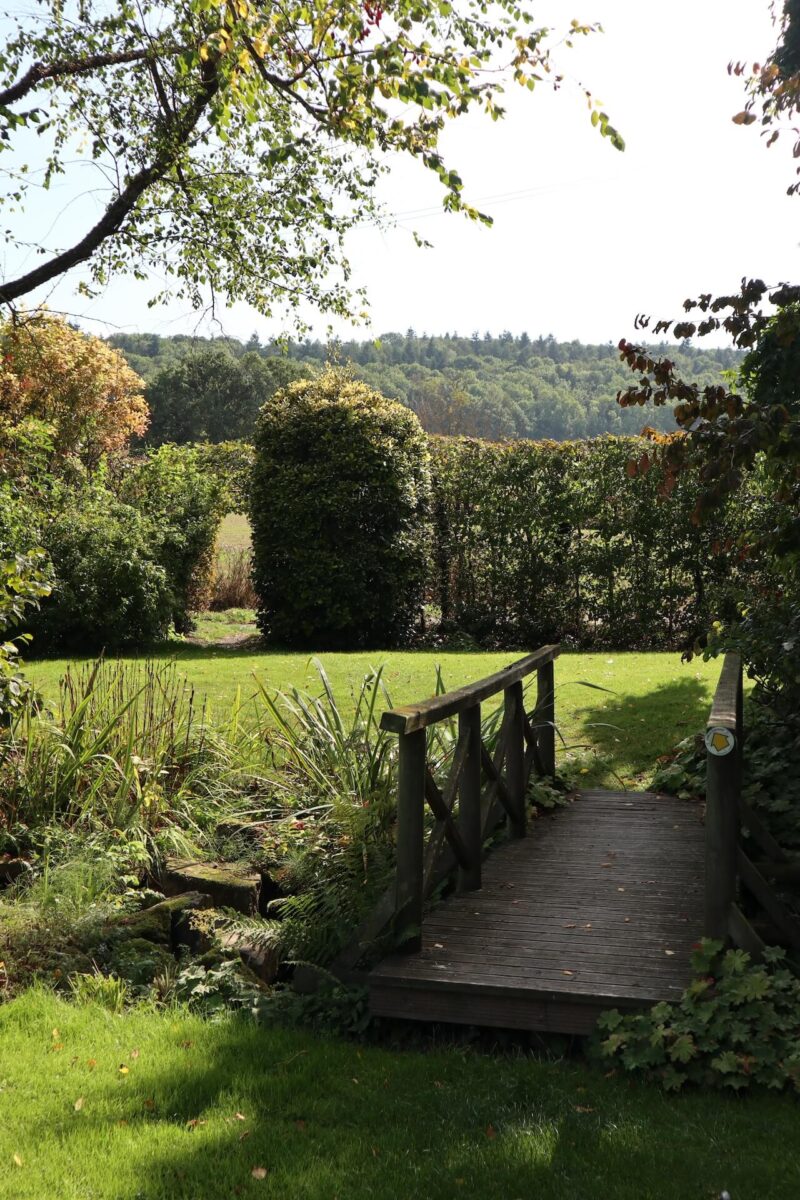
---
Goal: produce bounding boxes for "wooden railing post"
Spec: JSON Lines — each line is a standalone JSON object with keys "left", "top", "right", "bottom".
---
{"left": 704, "top": 654, "right": 742, "bottom": 940}
{"left": 505, "top": 681, "right": 526, "bottom": 837}
{"left": 537, "top": 659, "right": 556, "bottom": 778}
{"left": 458, "top": 704, "right": 482, "bottom": 891}
{"left": 395, "top": 728, "right": 427, "bottom": 951}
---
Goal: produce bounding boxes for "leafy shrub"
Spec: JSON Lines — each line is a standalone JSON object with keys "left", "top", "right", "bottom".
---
{"left": 594, "top": 939, "right": 800, "bottom": 1092}
{"left": 0, "top": 550, "right": 52, "bottom": 720}
{"left": 428, "top": 434, "right": 736, "bottom": 650}
{"left": 193, "top": 440, "right": 255, "bottom": 513}
{"left": 29, "top": 488, "right": 173, "bottom": 651}
{"left": 118, "top": 445, "right": 227, "bottom": 633}
{"left": 250, "top": 368, "right": 431, "bottom": 648}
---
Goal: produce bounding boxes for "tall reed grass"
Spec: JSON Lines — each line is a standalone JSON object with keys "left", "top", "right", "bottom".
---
{"left": 209, "top": 547, "right": 257, "bottom": 610}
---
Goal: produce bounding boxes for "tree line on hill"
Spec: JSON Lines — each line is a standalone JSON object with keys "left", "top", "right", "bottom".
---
{"left": 108, "top": 331, "right": 742, "bottom": 446}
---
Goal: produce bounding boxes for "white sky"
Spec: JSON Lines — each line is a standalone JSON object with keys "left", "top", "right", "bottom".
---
{"left": 6, "top": 0, "right": 797, "bottom": 345}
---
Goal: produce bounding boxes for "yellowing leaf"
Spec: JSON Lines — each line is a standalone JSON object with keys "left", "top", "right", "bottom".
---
{"left": 119, "top": 1065, "right": 129, "bottom": 1075}
{"left": 13, "top": 1153, "right": 23, "bottom": 1168}
{"left": 251, "top": 1167, "right": 268, "bottom": 1180}
{"left": 73, "top": 1097, "right": 84, "bottom": 1112}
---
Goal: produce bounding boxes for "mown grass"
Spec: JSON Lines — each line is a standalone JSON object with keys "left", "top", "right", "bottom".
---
{"left": 0, "top": 989, "right": 797, "bottom": 1200}
{"left": 216, "top": 512, "right": 252, "bottom": 552}
{"left": 26, "top": 649, "right": 726, "bottom": 788}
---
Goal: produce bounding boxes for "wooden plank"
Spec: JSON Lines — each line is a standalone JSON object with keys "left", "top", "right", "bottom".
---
{"left": 536, "top": 659, "right": 556, "bottom": 777}
{"left": 505, "top": 681, "right": 526, "bottom": 837}
{"left": 705, "top": 656, "right": 741, "bottom": 939}
{"left": 424, "top": 769, "right": 470, "bottom": 870}
{"left": 380, "top": 646, "right": 560, "bottom": 734}
{"left": 370, "top": 983, "right": 617, "bottom": 1034}
{"left": 457, "top": 705, "right": 482, "bottom": 892}
{"left": 707, "top": 652, "right": 741, "bottom": 731}
{"left": 737, "top": 849, "right": 800, "bottom": 948}
{"left": 739, "top": 800, "right": 790, "bottom": 864}
{"left": 394, "top": 728, "right": 426, "bottom": 951}
{"left": 728, "top": 902, "right": 766, "bottom": 961}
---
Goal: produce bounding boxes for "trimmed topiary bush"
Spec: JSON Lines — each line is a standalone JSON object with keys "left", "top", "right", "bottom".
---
{"left": 250, "top": 369, "right": 430, "bottom": 648}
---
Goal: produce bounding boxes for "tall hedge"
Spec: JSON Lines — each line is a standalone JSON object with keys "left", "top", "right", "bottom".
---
{"left": 428, "top": 435, "right": 739, "bottom": 649}
{"left": 250, "top": 369, "right": 431, "bottom": 648}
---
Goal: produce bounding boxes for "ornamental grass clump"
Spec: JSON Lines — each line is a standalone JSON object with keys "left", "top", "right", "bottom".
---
{"left": 250, "top": 368, "right": 431, "bottom": 649}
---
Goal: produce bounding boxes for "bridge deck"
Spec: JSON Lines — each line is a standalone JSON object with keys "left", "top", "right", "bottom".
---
{"left": 370, "top": 791, "right": 705, "bottom": 1034}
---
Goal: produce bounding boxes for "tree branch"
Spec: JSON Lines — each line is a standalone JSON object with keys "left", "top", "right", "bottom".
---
{"left": 0, "top": 66, "right": 219, "bottom": 307}
{"left": 0, "top": 49, "right": 155, "bottom": 108}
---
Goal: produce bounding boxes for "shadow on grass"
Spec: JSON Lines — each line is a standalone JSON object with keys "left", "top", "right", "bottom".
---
{"left": 562, "top": 674, "right": 711, "bottom": 786}
{"left": 5, "top": 999, "right": 799, "bottom": 1200}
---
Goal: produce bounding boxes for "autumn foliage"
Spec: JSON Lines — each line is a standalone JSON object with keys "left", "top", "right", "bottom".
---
{"left": 0, "top": 312, "right": 148, "bottom": 465}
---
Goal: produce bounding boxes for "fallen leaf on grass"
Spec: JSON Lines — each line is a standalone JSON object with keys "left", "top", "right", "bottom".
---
{"left": 251, "top": 1167, "right": 268, "bottom": 1180}
{"left": 12, "top": 1153, "right": 22, "bottom": 1167}
{"left": 73, "top": 1097, "right": 84, "bottom": 1112}
{"left": 180, "top": 1040, "right": 194, "bottom": 1050}
{"left": 144, "top": 1099, "right": 155, "bottom": 1111}
{"left": 186, "top": 1118, "right": 207, "bottom": 1130}
{"left": 294, "top": 1119, "right": 307, "bottom": 1132}
{"left": 574, "top": 1105, "right": 596, "bottom": 1113}
{"left": 87, "top": 1058, "right": 97, "bottom": 1069}
{"left": 234, "top": 1112, "right": 246, "bottom": 1121}
{"left": 239, "top": 1131, "right": 251, "bottom": 1142}
{"left": 130, "top": 1049, "right": 140, "bottom": 1061}
{"left": 485, "top": 1124, "right": 496, "bottom": 1139}
{"left": 118, "top": 1065, "right": 129, "bottom": 1075}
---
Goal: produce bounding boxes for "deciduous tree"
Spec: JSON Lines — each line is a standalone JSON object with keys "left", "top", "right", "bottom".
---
{"left": 0, "top": 1, "right": 621, "bottom": 321}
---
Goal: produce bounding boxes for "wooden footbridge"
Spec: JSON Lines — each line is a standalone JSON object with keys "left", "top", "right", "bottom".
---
{"left": 340, "top": 647, "right": 800, "bottom": 1034}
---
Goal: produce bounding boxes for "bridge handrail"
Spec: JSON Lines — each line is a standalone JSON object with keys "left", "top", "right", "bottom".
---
{"left": 381, "top": 645, "right": 560, "bottom": 734}
{"left": 704, "top": 652, "right": 743, "bottom": 942}
{"left": 383, "top": 645, "right": 561, "bottom": 954}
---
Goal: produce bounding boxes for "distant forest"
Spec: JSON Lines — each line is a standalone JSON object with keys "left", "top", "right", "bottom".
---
{"left": 108, "top": 331, "right": 743, "bottom": 444}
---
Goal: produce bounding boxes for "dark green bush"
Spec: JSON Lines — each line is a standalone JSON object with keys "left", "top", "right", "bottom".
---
{"left": 251, "top": 369, "right": 431, "bottom": 648}
{"left": 30, "top": 488, "right": 173, "bottom": 651}
{"left": 118, "top": 445, "right": 226, "bottom": 633}
{"left": 594, "top": 939, "right": 800, "bottom": 1092}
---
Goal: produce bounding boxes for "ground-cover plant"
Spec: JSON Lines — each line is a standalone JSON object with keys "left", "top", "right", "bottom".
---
{"left": 594, "top": 939, "right": 800, "bottom": 1093}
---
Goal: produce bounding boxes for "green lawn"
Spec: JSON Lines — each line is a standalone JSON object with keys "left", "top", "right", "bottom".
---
{"left": 0, "top": 990, "right": 797, "bottom": 1200}
{"left": 25, "top": 648, "right": 725, "bottom": 788}
{"left": 216, "top": 512, "right": 252, "bottom": 551}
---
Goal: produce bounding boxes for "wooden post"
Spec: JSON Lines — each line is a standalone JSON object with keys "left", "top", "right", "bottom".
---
{"left": 704, "top": 656, "right": 742, "bottom": 940}
{"left": 505, "top": 682, "right": 526, "bottom": 837}
{"left": 537, "top": 660, "right": 556, "bottom": 778}
{"left": 458, "top": 704, "right": 482, "bottom": 891}
{"left": 395, "top": 728, "right": 427, "bottom": 951}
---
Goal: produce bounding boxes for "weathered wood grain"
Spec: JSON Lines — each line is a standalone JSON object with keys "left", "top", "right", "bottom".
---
{"left": 370, "top": 790, "right": 705, "bottom": 1032}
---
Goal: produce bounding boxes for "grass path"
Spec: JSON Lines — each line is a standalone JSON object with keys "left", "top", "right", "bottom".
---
{"left": 0, "top": 990, "right": 797, "bottom": 1200}
{"left": 27, "top": 647, "right": 725, "bottom": 788}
